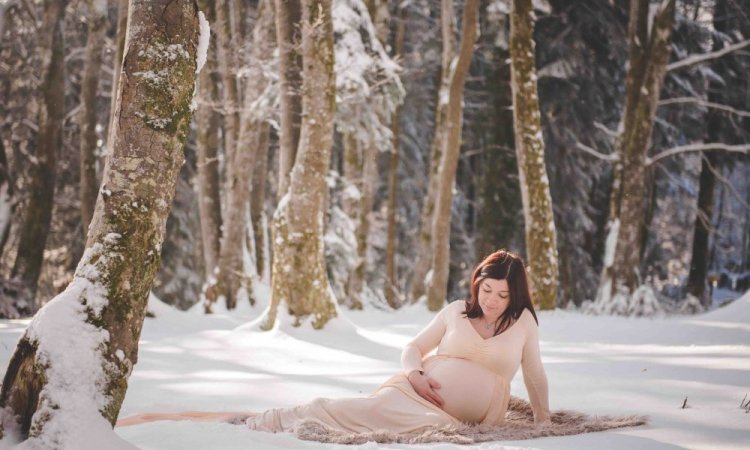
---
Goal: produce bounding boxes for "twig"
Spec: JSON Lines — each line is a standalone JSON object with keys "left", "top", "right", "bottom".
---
{"left": 682, "top": 397, "right": 688, "bottom": 409}
{"left": 646, "top": 143, "right": 750, "bottom": 166}
{"left": 667, "top": 39, "right": 750, "bottom": 72}
{"left": 575, "top": 142, "right": 619, "bottom": 162}
{"left": 659, "top": 97, "right": 750, "bottom": 118}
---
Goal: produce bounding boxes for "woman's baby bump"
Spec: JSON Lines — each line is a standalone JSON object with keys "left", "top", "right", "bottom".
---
{"left": 422, "top": 356, "right": 500, "bottom": 423}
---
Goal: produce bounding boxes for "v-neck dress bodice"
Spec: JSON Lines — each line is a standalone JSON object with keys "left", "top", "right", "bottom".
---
{"left": 246, "top": 300, "right": 550, "bottom": 434}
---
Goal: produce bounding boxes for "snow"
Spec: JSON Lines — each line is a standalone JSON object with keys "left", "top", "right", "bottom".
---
{"left": 1, "top": 286, "right": 748, "bottom": 449}
{"left": 196, "top": 11, "right": 210, "bottom": 75}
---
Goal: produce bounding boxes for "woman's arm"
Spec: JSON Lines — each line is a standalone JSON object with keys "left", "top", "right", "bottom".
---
{"left": 401, "top": 306, "right": 449, "bottom": 376}
{"left": 401, "top": 304, "right": 451, "bottom": 407}
{"left": 521, "top": 311, "right": 551, "bottom": 426}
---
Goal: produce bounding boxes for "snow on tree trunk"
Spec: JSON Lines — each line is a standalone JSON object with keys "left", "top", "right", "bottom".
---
{"left": 10, "top": 0, "right": 66, "bottom": 312}
{"left": 508, "top": 0, "right": 559, "bottom": 311}
{"left": 79, "top": 0, "right": 108, "bottom": 235}
{"left": 595, "top": 0, "right": 676, "bottom": 313}
{"left": 424, "top": 0, "right": 478, "bottom": 312}
{"left": 384, "top": 4, "right": 407, "bottom": 310}
{"left": 196, "top": 0, "right": 223, "bottom": 295}
{"left": 263, "top": 0, "right": 338, "bottom": 330}
{"left": 275, "top": 0, "right": 303, "bottom": 198}
{"left": 209, "top": 0, "right": 276, "bottom": 310}
{"left": 409, "top": 0, "right": 457, "bottom": 305}
{"left": 0, "top": 1, "right": 200, "bottom": 446}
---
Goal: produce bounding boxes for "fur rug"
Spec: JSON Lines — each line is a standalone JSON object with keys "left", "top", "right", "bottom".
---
{"left": 229, "top": 396, "right": 648, "bottom": 444}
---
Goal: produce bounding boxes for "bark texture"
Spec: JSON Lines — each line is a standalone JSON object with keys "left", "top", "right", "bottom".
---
{"left": 508, "top": 0, "right": 559, "bottom": 310}
{"left": 595, "top": 0, "right": 676, "bottom": 306}
{"left": 275, "top": 0, "right": 303, "bottom": 198}
{"left": 0, "top": 0, "right": 199, "bottom": 443}
{"left": 264, "top": 0, "right": 337, "bottom": 329}
{"left": 424, "top": 0, "right": 479, "bottom": 311}
{"left": 79, "top": 0, "right": 108, "bottom": 234}
{"left": 10, "top": 0, "right": 67, "bottom": 311}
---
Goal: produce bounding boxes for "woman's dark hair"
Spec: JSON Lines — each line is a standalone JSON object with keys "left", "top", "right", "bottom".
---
{"left": 464, "top": 249, "right": 539, "bottom": 336}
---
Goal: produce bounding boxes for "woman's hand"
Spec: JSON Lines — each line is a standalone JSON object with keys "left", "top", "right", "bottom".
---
{"left": 407, "top": 370, "right": 444, "bottom": 408}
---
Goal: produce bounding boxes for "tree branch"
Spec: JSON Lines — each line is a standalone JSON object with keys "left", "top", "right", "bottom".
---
{"left": 575, "top": 142, "right": 619, "bottom": 162}
{"left": 647, "top": 143, "right": 750, "bottom": 166}
{"left": 666, "top": 39, "right": 750, "bottom": 72}
{"left": 659, "top": 96, "right": 750, "bottom": 118}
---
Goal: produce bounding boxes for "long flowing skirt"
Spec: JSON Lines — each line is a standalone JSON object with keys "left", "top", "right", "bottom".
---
{"left": 246, "top": 355, "right": 510, "bottom": 434}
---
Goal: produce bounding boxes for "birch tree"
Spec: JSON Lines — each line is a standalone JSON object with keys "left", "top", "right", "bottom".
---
{"left": 424, "top": 0, "right": 479, "bottom": 311}
{"left": 10, "top": 0, "right": 66, "bottom": 311}
{"left": 594, "top": 0, "right": 676, "bottom": 312}
{"left": 508, "top": 0, "right": 559, "bottom": 310}
{"left": 263, "top": 0, "right": 338, "bottom": 329}
{"left": 0, "top": 1, "right": 203, "bottom": 446}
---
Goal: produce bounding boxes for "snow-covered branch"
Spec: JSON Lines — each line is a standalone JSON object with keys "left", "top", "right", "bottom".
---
{"left": 659, "top": 96, "right": 750, "bottom": 118}
{"left": 666, "top": 39, "right": 750, "bottom": 72}
{"left": 646, "top": 143, "right": 750, "bottom": 165}
{"left": 575, "top": 142, "right": 619, "bottom": 162}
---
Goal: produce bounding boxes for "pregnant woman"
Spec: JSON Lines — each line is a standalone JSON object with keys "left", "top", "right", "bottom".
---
{"left": 117, "top": 249, "right": 551, "bottom": 433}
{"left": 245, "top": 249, "right": 551, "bottom": 433}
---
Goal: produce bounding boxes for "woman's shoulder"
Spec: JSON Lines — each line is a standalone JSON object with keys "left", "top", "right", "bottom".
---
{"left": 439, "top": 299, "right": 467, "bottom": 319}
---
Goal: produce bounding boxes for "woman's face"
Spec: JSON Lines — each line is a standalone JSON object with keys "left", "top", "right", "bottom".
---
{"left": 478, "top": 278, "right": 510, "bottom": 320}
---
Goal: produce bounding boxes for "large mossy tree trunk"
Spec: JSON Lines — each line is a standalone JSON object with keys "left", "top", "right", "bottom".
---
{"left": 508, "top": 0, "right": 559, "bottom": 310}
{"left": 0, "top": 0, "right": 200, "bottom": 444}
{"left": 595, "top": 0, "right": 676, "bottom": 308}
{"left": 409, "top": 0, "right": 457, "bottom": 304}
{"left": 263, "top": 0, "right": 337, "bottom": 330}
{"left": 10, "top": 0, "right": 67, "bottom": 311}
{"left": 424, "top": 0, "right": 478, "bottom": 312}
{"left": 275, "top": 0, "right": 303, "bottom": 198}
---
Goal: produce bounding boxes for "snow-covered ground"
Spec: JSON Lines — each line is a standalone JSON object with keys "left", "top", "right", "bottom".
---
{"left": 1, "top": 285, "right": 748, "bottom": 450}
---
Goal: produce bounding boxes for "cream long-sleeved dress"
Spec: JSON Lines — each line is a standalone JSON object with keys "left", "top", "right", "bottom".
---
{"left": 246, "top": 300, "right": 550, "bottom": 433}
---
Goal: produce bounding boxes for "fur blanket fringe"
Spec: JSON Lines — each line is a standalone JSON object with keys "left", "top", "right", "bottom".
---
{"left": 290, "top": 396, "right": 647, "bottom": 444}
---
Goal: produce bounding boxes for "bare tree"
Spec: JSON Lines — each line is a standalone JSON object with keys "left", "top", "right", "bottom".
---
{"left": 384, "top": 3, "right": 407, "bottom": 309}
{"left": 276, "top": 0, "right": 303, "bottom": 198}
{"left": 79, "top": 0, "right": 108, "bottom": 233}
{"left": 0, "top": 0, "right": 201, "bottom": 444}
{"left": 263, "top": 0, "right": 337, "bottom": 329}
{"left": 424, "top": 0, "right": 479, "bottom": 311}
{"left": 10, "top": 0, "right": 67, "bottom": 310}
{"left": 594, "top": 0, "right": 676, "bottom": 309}
{"left": 508, "top": 0, "right": 559, "bottom": 310}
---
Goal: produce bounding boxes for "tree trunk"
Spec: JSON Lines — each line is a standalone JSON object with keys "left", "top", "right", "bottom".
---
{"left": 508, "top": 0, "right": 559, "bottom": 310}
{"left": 196, "top": 0, "right": 223, "bottom": 292}
{"left": 106, "top": 0, "right": 128, "bottom": 157}
{"left": 79, "top": 0, "right": 108, "bottom": 235}
{"left": 595, "top": 0, "right": 676, "bottom": 308}
{"left": 215, "top": 0, "right": 241, "bottom": 173}
{"left": 251, "top": 123, "right": 270, "bottom": 281}
{"left": 347, "top": 140, "right": 377, "bottom": 308}
{"left": 10, "top": 0, "right": 67, "bottom": 311}
{"left": 425, "top": 0, "right": 478, "bottom": 311}
{"left": 0, "top": 137, "right": 14, "bottom": 260}
{"left": 384, "top": 3, "right": 407, "bottom": 310}
{"left": 263, "top": 0, "right": 337, "bottom": 330}
{"left": 409, "top": 0, "right": 457, "bottom": 304}
{"left": 211, "top": 0, "right": 275, "bottom": 310}
{"left": 0, "top": 0, "right": 200, "bottom": 444}
{"left": 275, "top": 0, "right": 303, "bottom": 198}
{"left": 687, "top": 0, "right": 729, "bottom": 308}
